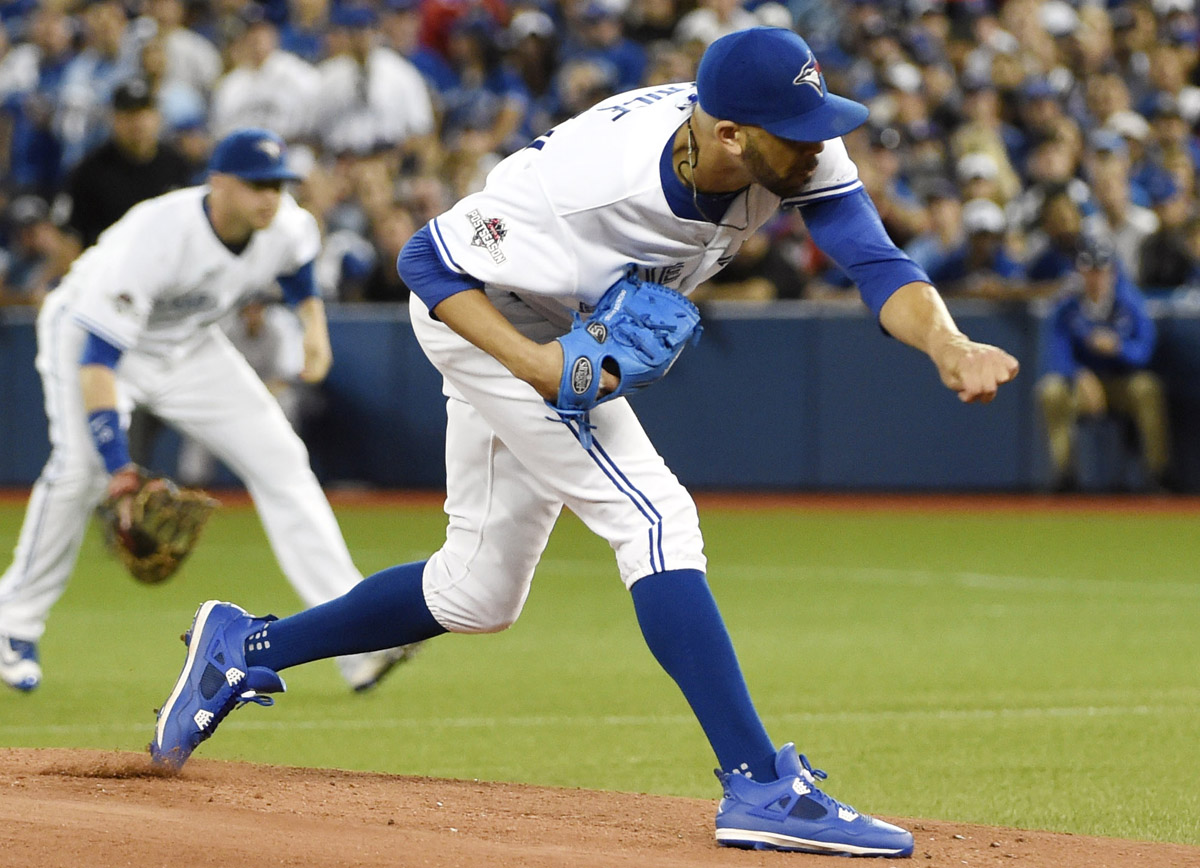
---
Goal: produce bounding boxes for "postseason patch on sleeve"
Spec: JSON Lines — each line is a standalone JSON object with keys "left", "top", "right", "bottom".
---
{"left": 467, "top": 209, "right": 508, "bottom": 264}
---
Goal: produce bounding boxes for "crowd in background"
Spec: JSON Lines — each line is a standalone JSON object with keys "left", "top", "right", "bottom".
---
{"left": 0, "top": 0, "right": 1197, "bottom": 305}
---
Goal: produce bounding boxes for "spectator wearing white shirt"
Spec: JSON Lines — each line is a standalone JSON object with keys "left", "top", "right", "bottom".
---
{"left": 210, "top": 6, "right": 320, "bottom": 142}
{"left": 314, "top": 4, "right": 435, "bottom": 162}
{"left": 139, "top": 0, "right": 223, "bottom": 97}
{"left": 673, "top": 0, "right": 759, "bottom": 49}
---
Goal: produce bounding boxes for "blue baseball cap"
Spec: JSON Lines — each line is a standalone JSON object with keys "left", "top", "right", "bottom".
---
{"left": 208, "top": 128, "right": 302, "bottom": 182}
{"left": 330, "top": 4, "right": 379, "bottom": 28}
{"left": 695, "top": 27, "right": 869, "bottom": 143}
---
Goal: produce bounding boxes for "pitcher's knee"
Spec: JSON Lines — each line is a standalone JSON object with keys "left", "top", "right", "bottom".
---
{"left": 424, "top": 591, "right": 524, "bottom": 634}
{"left": 421, "top": 555, "right": 531, "bottom": 634}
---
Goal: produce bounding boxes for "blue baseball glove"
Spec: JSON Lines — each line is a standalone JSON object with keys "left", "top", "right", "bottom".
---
{"left": 549, "top": 265, "right": 702, "bottom": 447}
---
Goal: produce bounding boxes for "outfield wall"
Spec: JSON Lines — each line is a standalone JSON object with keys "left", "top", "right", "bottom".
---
{"left": 3, "top": 300, "right": 1199, "bottom": 491}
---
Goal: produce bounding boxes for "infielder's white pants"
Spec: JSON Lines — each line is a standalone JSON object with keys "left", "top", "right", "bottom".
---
{"left": 410, "top": 294, "right": 706, "bottom": 634}
{"left": 0, "top": 291, "right": 362, "bottom": 640}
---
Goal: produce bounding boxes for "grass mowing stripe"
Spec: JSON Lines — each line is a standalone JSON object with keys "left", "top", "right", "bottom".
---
{"left": 5, "top": 702, "right": 1193, "bottom": 737}
{"left": 540, "top": 557, "right": 1200, "bottom": 598}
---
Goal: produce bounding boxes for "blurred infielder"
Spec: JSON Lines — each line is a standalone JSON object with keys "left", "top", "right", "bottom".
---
{"left": 0, "top": 128, "right": 413, "bottom": 694}
{"left": 148, "top": 30, "right": 1017, "bottom": 857}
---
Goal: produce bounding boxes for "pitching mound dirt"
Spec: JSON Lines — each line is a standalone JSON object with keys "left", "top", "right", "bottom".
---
{"left": 1, "top": 748, "right": 1196, "bottom": 868}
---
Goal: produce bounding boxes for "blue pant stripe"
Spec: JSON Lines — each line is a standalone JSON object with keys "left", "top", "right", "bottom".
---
{"left": 563, "top": 420, "right": 662, "bottom": 573}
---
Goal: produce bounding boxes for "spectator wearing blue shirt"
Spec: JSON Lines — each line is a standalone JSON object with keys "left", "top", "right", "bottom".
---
{"left": 0, "top": 194, "right": 57, "bottom": 306}
{"left": 57, "top": 0, "right": 140, "bottom": 172}
{"left": 904, "top": 177, "right": 964, "bottom": 276}
{"left": 505, "top": 10, "right": 560, "bottom": 148}
{"left": 278, "top": 0, "right": 331, "bottom": 64}
{"left": 1036, "top": 236, "right": 1169, "bottom": 491}
{"left": 563, "top": 1, "right": 646, "bottom": 94}
{"left": 0, "top": 6, "right": 75, "bottom": 194}
{"left": 927, "top": 198, "right": 1027, "bottom": 299}
{"left": 1026, "top": 185, "right": 1086, "bottom": 289}
{"left": 439, "top": 16, "right": 531, "bottom": 158}
{"left": 380, "top": 0, "right": 458, "bottom": 95}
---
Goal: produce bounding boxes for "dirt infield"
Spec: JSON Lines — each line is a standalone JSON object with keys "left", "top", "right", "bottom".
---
{"left": 2, "top": 749, "right": 1197, "bottom": 868}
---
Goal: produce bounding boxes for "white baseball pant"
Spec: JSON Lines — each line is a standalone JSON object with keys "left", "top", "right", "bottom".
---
{"left": 0, "top": 290, "right": 362, "bottom": 640}
{"left": 410, "top": 293, "right": 706, "bottom": 634}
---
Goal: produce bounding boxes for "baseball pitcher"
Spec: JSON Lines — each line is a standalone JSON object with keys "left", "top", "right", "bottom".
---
{"left": 148, "top": 30, "right": 1017, "bottom": 857}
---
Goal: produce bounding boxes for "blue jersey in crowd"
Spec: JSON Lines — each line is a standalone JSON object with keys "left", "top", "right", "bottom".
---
{"left": 1043, "top": 269, "right": 1157, "bottom": 378}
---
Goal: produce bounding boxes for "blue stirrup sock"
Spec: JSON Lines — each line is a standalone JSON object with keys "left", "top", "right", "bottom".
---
{"left": 631, "top": 568, "right": 779, "bottom": 782}
{"left": 244, "top": 561, "right": 447, "bottom": 672}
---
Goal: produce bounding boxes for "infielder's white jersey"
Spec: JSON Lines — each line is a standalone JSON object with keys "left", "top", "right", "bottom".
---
{"left": 0, "top": 184, "right": 362, "bottom": 655}
{"left": 429, "top": 82, "right": 860, "bottom": 326}
{"left": 61, "top": 186, "right": 320, "bottom": 360}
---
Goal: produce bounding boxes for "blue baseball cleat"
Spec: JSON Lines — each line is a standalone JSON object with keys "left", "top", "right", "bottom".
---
{"left": 714, "top": 743, "right": 914, "bottom": 857}
{"left": 0, "top": 635, "right": 41, "bottom": 692}
{"left": 149, "top": 600, "right": 285, "bottom": 771}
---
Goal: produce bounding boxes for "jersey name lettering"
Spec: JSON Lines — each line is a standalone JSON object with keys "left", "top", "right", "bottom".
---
{"left": 597, "top": 85, "right": 691, "bottom": 122}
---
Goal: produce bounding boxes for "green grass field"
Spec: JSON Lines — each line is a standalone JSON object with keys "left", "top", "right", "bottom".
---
{"left": 1, "top": 497, "right": 1198, "bottom": 845}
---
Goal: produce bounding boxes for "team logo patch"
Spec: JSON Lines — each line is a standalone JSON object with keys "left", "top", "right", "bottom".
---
{"left": 467, "top": 209, "right": 508, "bottom": 264}
{"left": 586, "top": 322, "right": 608, "bottom": 343}
{"left": 256, "top": 139, "right": 282, "bottom": 160}
{"left": 792, "top": 55, "right": 823, "bottom": 94}
{"left": 571, "top": 357, "right": 593, "bottom": 395}
{"left": 112, "top": 292, "right": 134, "bottom": 315}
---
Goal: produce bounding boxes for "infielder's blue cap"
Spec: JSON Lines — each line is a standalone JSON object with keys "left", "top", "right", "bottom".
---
{"left": 208, "top": 128, "right": 302, "bottom": 182}
{"left": 695, "top": 27, "right": 869, "bottom": 143}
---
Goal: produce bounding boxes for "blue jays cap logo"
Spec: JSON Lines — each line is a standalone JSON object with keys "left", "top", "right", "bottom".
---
{"left": 256, "top": 138, "right": 282, "bottom": 160}
{"left": 792, "top": 54, "right": 823, "bottom": 94}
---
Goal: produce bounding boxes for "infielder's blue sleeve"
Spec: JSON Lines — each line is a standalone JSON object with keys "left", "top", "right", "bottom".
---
{"left": 277, "top": 260, "right": 317, "bottom": 306}
{"left": 80, "top": 331, "right": 124, "bottom": 368}
{"left": 397, "top": 224, "right": 483, "bottom": 310}
{"left": 800, "top": 188, "right": 930, "bottom": 319}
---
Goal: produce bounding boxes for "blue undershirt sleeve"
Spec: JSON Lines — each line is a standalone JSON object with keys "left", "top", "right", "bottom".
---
{"left": 80, "top": 331, "right": 124, "bottom": 368}
{"left": 79, "top": 331, "right": 131, "bottom": 473}
{"left": 397, "top": 224, "right": 483, "bottom": 311}
{"left": 277, "top": 260, "right": 318, "bottom": 306}
{"left": 799, "top": 188, "right": 931, "bottom": 320}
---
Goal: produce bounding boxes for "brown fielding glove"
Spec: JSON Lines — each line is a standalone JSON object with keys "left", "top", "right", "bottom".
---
{"left": 96, "top": 470, "right": 219, "bottom": 585}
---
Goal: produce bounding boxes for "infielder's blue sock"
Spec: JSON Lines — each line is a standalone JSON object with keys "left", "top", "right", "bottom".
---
{"left": 631, "top": 569, "right": 779, "bottom": 782}
{"left": 244, "top": 561, "right": 447, "bottom": 671}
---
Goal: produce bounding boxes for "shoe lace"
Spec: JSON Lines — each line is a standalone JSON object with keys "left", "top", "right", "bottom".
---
{"left": 797, "top": 754, "right": 828, "bottom": 784}
{"left": 236, "top": 692, "right": 276, "bottom": 710}
{"left": 188, "top": 686, "right": 275, "bottom": 751}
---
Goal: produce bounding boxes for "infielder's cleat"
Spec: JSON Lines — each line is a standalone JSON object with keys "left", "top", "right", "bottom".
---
{"left": 0, "top": 635, "right": 41, "bottom": 692}
{"left": 149, "top": 600, "right": 285, "bottom": 771}
{"left": 714, "top": 743, "right": 914, "bottom": 857}
{"left": 338, "top": 642, "right": 424, "bottom": 693}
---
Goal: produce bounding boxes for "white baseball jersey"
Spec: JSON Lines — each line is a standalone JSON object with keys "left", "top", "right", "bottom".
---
{"left": 408, "top": 84, "right": 861, "bottom": 631}
{"left": 0, "top": 183, "right": 363, "bottom": 654}
{"left": 428, "top": 82, "right": 860, "bottom": 327}
{"left": 63, "top": 186, "right": 320, "bottom": 359}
